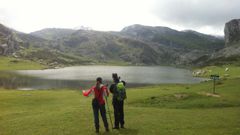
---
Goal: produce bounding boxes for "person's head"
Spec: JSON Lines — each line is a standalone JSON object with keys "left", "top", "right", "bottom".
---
{"left": 112, "top": 73, "right": 119, "bottom": 83}
{"left": 96, "top": 77, "right": 102, "bottom": 84}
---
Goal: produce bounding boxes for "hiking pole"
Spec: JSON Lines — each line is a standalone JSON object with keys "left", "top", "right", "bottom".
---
{"left": 105, "top": 96, "right": 113, "bottom": 129}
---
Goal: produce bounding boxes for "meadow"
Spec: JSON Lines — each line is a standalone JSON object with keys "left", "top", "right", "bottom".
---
{"left": 0, "top": 56, "right": 44, "bottom": 70}
{"left": 0, "top": 77, "right": 240, "bottom": 135}
{"left": 0, "top": 58, "right": 240, "bottom": 134}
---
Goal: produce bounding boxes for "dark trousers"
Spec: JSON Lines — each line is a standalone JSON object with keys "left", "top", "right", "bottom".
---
{"left": 113, "top": 99, "right": 124, "bottom": 127}
{"left": 92, "top": 99, "right": 109, "bottom": 130}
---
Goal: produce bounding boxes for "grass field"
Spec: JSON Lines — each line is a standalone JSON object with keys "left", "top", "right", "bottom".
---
{"left": 0, "top": 74, "right": 240, "bottom": 135}
{"left": 0, "top": 56, "right": 44, "bottom": 70}
{"left": 193, "top": 65, "right": 240, "bottom": 78}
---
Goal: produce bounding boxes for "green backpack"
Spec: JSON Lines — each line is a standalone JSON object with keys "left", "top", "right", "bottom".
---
{"left": 116, "top": 82, "right": 126, "bottom": 101}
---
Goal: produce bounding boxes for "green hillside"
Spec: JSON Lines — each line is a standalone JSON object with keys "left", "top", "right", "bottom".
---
{"left": 30, "top": 28, "right": 75, "bottom": 40}
{"left": 1, "top": 22, "right": 227, "bottom": 66}
{"left": 26, "top": 25, "right": 225, "bottom": 66}
{"left": 0, "top": 56, "right": 44, "bottom": 70}
{"left": 121, "top": 24, "right": 224, "bottom": 50}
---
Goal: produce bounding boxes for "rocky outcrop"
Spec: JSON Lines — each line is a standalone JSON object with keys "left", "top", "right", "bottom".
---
{"left": 224, "top": 19, "right": 240, "bottom": 46}
{"left": 0, "top": 34, "right": 22, "bottom": 55}
{"left": 193, "top": 19, "right": 240, "bottom": 66}
{"left": 0, "top": 24, "right": 23, "bottom": 55}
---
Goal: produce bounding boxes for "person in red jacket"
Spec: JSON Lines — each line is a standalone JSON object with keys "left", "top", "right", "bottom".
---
{"left": 82, "top": 77, "right": 109, "bottom": 133}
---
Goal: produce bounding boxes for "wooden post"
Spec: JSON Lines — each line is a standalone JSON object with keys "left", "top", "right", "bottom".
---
{"left": 213, "top": 78, "right": 215, "bottom": 94}
{"left": 210, "top": 75, "right": 219, "bottom": 94}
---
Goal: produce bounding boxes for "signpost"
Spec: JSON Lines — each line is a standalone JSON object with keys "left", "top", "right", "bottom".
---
{"left": 210, "top": 75, "right": 219, "bottom": 94}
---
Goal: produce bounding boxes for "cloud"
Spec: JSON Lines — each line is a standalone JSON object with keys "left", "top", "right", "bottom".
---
{"left": 0, "top": 9, "right": 14, "bottom": 27}
{"left": 1, "top": 0, "right": 239, "bottom": 35}
{"left": 0, "top": 0, "right": 157, "bottom": 33}
{"left": 152, "top": 0, "right": 240, "bottom": 34}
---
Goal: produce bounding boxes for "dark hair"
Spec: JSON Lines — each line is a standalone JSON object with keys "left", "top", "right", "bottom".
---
{"left": 112, "top": 73, "right": 117, "bottom": 79}
{"left": 112, "top": 73, "right": 119, "bottom": 83}
{"left": 96, "top": 77, "right": 102, "bottom": 83}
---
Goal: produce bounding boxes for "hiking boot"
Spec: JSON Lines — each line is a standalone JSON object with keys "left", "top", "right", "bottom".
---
{"left": 121, "top": 125, "right": 125, "bottom": 129}
{"left": 105, "top": 128, "right": 109, "bottom": 132}
{"left": 113, "top": 127, "right": 119, "bottom": 129}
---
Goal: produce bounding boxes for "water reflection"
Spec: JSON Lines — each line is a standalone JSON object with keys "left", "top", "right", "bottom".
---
{"left": 0, "top": 71, "right": 147, "bottom": 90}
{"left": 0, "top": 66, "right": 205, "bottom": 90}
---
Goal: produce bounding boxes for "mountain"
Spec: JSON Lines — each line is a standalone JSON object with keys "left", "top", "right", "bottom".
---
{"left": 0, "top": 24, "right": 94, "bottom": 67}
{"left": 40, "top": 29, "right": 181, "bottom": 65}
{"left": 28, "top": 25, "right": 224, "bottom": 65}
{"left": 30, "top": 28, "right": 75, "bottom": 40}
{"left": 192, "top": 19, "right": 240, "bottom": 66}
{"left": 0, "top": 24, "right": 24, "bottom": 55}
{"left": 0, "top": 23, "right": 226, "bottom": 66}
{"left": 120, "top": 24, "right": 224, "bottom": 51}
{"left": 0, "top": 23, "right": 50, "bottom": 50}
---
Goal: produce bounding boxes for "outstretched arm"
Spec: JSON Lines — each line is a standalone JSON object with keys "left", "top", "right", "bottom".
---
{"left": 82, "top": 86, "right": 94, "bottom": 97}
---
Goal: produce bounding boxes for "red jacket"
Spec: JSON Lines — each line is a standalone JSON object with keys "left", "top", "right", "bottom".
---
{"left": 83, "top": 84, "right": 109, "bottom": 105}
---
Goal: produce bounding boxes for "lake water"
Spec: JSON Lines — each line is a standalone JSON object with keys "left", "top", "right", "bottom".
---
{"left": 1, "top": 66, "right": 205, "bottom": 90}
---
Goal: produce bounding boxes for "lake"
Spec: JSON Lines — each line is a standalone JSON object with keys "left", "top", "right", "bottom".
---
{"left": 0, "top": 66, "right": 205, "bottom": 90}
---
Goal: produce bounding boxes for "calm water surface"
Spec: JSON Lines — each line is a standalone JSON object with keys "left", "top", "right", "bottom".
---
{"left": 1, "top": 66, "right": 205, "bottom": 90}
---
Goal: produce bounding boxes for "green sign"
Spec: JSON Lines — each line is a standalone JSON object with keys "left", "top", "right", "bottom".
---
{"left": 210, "top": 75, "right": 219, "bottom": 80}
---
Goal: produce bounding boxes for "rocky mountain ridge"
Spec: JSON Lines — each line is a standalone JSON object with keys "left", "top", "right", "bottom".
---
{"left": 0, "top": 23, "right": 226, "bottom": 66}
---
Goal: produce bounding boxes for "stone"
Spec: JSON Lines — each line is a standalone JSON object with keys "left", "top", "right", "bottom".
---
{"left": 224, "top": 19, "right": 240, "bottom": 46}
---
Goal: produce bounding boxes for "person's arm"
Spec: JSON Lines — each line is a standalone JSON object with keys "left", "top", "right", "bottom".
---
{"left": 102, "top": 85, "right": 109, "bottom": 97}
{"left": 82, "top": 86, "right": 94, "bottom": 97}
{"left": 109, "top": 84, "right": 114, "bottom": 93}
{"left": 121, "top": 80, "right": 126, "bottom": 86}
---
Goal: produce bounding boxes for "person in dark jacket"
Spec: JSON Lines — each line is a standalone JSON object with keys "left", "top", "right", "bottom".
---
{"left": 110, "top": 73, "right": 126, "bottom": 129}
{"left": 83, "top": 77, "right": 109, "bottom": 133}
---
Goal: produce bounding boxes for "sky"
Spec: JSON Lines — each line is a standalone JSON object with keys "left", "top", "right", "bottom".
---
{"left": 0, "top": 0, "right": 240, "bottom": 35}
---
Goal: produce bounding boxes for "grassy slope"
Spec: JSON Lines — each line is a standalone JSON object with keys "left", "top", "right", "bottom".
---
{"left": 0, "top": 69, "right": 240, "bottom": 135}
{"left": 0, "top": 56, "right": 44, "bottom": 70}
{"left": 0, "top": 55, "right": 114, "bottom": 70}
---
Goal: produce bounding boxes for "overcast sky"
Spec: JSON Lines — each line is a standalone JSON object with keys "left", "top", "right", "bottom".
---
{"left": 0, "top": 0, "right": 239, "bottom": 35}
